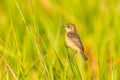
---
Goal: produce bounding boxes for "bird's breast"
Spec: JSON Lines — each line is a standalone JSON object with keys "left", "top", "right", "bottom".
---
{"left": 65, "top": 33, "right": 79, "bottom": 51}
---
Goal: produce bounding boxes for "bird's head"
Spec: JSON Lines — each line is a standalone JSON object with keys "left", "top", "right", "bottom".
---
{"left": 64, "top": 23, "right": 76, "bottom": 32}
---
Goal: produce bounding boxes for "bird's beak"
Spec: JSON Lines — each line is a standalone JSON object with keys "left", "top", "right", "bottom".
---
{"left": 64, "top": 25, "right": 67, "bottom": 29}
{"left": 64, "top": 26, "right": 65, "bottom": 29}
{"left": 64, "top": 25, "right": 66, "bottom": 29}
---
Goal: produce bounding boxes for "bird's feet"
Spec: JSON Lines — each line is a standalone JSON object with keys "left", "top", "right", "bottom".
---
{"left": 64, "top": 43, "right": 69, "bottom": 50}
{"left": 70, "top": 51, "right": 77, "bottom": 61}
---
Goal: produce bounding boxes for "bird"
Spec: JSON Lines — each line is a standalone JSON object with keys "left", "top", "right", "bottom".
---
{"left": 64, "top": 23, "right": 88, "bottom": 61}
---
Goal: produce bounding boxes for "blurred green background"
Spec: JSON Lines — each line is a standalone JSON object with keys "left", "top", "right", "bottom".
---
{"left": 0, "top": 0, "right": 120, "bottom": 80}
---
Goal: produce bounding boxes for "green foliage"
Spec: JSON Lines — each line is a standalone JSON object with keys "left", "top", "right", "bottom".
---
{"left": 0, "top": 0, "right": 120, "bottom": 80}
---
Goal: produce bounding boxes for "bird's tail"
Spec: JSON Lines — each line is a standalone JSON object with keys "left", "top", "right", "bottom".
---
{"left": 80, "top": 51, "right": 88, "bottom": 61}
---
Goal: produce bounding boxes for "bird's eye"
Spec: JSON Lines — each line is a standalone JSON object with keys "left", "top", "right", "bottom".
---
{"left": 67, "top": 25, "right": 71, "bottom": 28}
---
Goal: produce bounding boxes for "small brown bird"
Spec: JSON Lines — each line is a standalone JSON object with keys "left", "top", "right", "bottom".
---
{"left": 64, "top": 23, "right": 88, "bottom": 61}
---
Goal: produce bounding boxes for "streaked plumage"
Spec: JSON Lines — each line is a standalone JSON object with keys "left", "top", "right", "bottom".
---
{"left": 65, "top": 23, "right": 88, "bottom": 61}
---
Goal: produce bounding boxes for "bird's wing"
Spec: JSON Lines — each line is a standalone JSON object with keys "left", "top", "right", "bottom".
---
{"left": 67, "top": 32, "right": 84, "bottom": 52}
